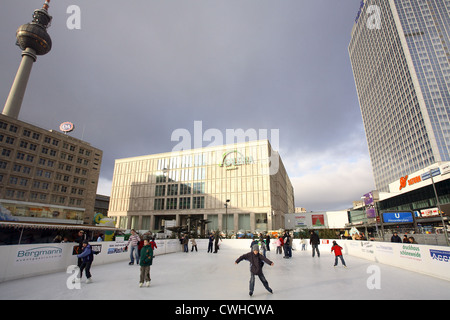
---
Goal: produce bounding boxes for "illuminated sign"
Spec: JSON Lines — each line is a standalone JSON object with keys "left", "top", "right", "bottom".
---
{"left": 59, "top": 121, "right": 75, "bottom": 133}
{"left": 219, "top": 150, "right": 253, "bottom": 170}
{"left": 399, "top": 174, "right": 421, "bottom": 190}
{"left": 382, "top": 212, "right": 414, "bottom": 224}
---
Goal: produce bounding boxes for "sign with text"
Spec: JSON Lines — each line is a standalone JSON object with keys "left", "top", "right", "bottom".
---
{"left": 382, "top": 212, "right": 414, "bottom": 224}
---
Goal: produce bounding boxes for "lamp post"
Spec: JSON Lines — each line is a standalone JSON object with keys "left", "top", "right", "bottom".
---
{"left": 429, "top": 169, "right": 450, "bottom": 246}
{"left": 225, "top": 199, "right": 230, "bottom": 238}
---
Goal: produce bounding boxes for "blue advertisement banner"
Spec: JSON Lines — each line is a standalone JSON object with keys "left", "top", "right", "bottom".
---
{"left": 430, "top": 249, "right": 450, "bottom": 262}
{"left": 382, "top": 212, "right": 414, "bottom": 224}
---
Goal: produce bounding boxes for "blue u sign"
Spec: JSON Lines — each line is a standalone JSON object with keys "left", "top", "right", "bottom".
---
{"left": 382, "top": 212, "right": 414, "bottom": 224}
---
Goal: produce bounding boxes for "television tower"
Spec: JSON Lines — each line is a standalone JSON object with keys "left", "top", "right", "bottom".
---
{"left": 2, "top": 1, "right": 52, "bottom": 119}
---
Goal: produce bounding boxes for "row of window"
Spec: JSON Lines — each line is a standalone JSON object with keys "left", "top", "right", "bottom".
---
{"left": 0, "top": 174, "right": 85, "bottom": 195}
{"left": 154, "top": 196, "right": 205, "bottom": 210}
{"left": 0, "top": 150, "right": 90, "bottom": 176}
{"left": 0, "top": 121, "right": 93, "bottom": 156}
{"left": 2, "top": 188, "right": 84, "bottom": 206}
{"left": 0, "top": 134, "right": 93, "bottom": 166}
{"left": 155, "top": 182, "right": 205, "bottom": 196}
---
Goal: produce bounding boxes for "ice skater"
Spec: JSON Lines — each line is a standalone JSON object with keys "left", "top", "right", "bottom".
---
{"left": 235, "top": 245, "right": 274, "bottom": 296}
{"left": 76, "top": 240, "right": 94, "bottom": 283}
{"left": 310, "top": 231, "right": 320, "bottom": 257}
{"left": 331, "top": 241, "right": 347, "bottom": 267}
{"left": 139, "top": 237, "right": 154, "bottom": 287}
{"left": 126, "top": 229, "right": 141, "bottom": 265}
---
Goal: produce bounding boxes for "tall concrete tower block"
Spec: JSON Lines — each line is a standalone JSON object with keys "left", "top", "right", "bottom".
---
{"left": 2, "top": 1, "right": 52, "bottom": 119}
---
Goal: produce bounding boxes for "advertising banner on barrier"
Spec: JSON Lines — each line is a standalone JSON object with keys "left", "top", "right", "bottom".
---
{"left": 15, "top": 245, "right": 63, "bottom": 264}
{"left": 430, "top": 249, "right": 450, "bottom": 263}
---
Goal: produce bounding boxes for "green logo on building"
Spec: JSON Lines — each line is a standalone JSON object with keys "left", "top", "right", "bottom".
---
{"left": 219, "top": 150, "right": 253, "bottom": 169}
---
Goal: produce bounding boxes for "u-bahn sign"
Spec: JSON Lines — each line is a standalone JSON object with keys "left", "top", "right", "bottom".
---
{"left": 382, "top": 212, "right": 414, "bottom": 224}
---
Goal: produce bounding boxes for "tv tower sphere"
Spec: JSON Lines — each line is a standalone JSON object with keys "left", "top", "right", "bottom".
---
{"left": 16, "top": 3, "right": 52, "bottom": 56}
{"left": 2, "top": 1, "right": 52, "bottom": 120}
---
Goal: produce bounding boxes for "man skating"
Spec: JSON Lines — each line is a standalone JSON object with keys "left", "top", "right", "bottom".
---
{"left": 235, "top": 245, "right": 274, "bottom": 296}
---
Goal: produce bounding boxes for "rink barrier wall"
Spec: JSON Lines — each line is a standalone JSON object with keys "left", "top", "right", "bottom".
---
{"left": 0, "top": 238, "right": 184, "bottom": 283}
{"left": 1, "top": 238, "right": 449, "bottom": 282}
{"left": 286, "top": 239, "right": 450, "bottom": 282}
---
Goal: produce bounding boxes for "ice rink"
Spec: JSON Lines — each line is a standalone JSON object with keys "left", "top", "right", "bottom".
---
{"left": 1, "top": 246, "right": 450, "bottom": 300}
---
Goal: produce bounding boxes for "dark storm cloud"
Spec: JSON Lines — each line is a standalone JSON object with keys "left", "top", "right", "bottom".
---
{"left": 0, "top": 0, "right": 375, "bottom": 210}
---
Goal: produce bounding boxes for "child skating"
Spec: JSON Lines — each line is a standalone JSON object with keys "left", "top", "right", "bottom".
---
{"left": 235, "top": 245, "right": 274, "bottom": 296}
{"left": 331, "top": 240, "right": 347, "bottom": 267}
{"left": 139, "top": 237, "right": 154, "bottom": 287}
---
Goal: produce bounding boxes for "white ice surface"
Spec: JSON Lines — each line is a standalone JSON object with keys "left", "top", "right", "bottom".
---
{"left": 1, "top": 247, "right": 450, "bottom": 300}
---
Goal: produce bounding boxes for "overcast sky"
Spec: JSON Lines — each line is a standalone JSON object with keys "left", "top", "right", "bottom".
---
{"left": 0, "top": 0, "right": 375, "bottom": 211}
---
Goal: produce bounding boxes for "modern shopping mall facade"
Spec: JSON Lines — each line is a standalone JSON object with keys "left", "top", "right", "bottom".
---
{"left": 108, "top": 140, "right": 294, "bottom": 235}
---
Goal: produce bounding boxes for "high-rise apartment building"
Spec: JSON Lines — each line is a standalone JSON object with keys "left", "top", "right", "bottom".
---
{"left": 349, "top": 0, "right": 450, "bottom": 191}
{"left": 0, "top": 114, "right": 103, "bottom": 224}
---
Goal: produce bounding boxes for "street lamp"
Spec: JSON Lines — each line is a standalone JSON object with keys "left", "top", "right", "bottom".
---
{"left": 429, "top": 169, "right": 450, "bottom": 246}
{"left": 225, "top": 199, "right": 230, "bottom": 238}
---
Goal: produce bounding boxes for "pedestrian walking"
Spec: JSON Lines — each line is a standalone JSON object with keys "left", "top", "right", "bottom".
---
{"left": 331, "top": 241, "right": 347, "bottom": 267}
{"left": 139, "top": 237, "right": 154, "bottom": 287}
{"left": 235, "top": 245, "right": 274, "bottom": 296}
{"left": 310, "top": 231, "right": 320, "bottom": 258}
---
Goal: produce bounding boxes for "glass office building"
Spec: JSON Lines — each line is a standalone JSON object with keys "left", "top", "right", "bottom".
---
{"left": 108, "top": 140, "right": 294, "bottom": 235}
{"left": 349, "top": 0, "right": 450, "bottom": 192}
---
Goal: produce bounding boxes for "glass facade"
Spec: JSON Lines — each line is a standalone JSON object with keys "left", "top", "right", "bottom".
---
{"left": 108, "top": 140, "right": 295, "bottom": 234}
{"left": 349, "top": 0, "right": 450, "bottom": 191}
{"left": 395, "top": 0, "right": 450, "bottom": 161}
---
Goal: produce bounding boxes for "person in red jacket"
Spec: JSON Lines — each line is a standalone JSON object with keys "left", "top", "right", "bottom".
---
{"left": 331, "top": 241, "right": 347, "bottom": 267}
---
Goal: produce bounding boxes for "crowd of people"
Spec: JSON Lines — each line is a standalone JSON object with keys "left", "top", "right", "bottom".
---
{"left": 71, "top": 228, "right": 350, "bottom": 292}
{"left": 390, "top": 232, "right": 418, "bottom": 244}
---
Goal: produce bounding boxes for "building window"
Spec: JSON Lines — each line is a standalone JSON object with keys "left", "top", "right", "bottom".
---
{"left": 166, "top": 198, "right": 177, "bottom": 210}
{"left": 180, "top": 183, "right": 191, "bottom": 195}
{"left": 154, "top": 199, "right": 165, "bottom": 210}
{"left": 193, "top": 182, "right": 205, "bottom": 194}
{"left": 155, "top": 185, "right": 165, "bottom": 196}
{"left": 179, "top": 197, "right": 191, "bottom": 209}
{"left": 193, "top": 196, "right": 205, "bottom": 209}
{"left": 168, "top": 184, "right": 178, "bottom": 196}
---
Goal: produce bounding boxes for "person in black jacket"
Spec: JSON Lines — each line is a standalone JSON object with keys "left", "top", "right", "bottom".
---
{"left": 391, "top": 232, "right": 402, "bottom": 243}
{"left": 235, "top": 245, "right": 274, "bottom": 296}
{"left": 310, "top": 231, "right": 320, "bottom": 258}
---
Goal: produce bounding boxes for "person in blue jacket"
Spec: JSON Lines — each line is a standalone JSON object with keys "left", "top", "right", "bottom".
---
{"left": 77, "top": 240, "right": 94, "bottom": 283}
